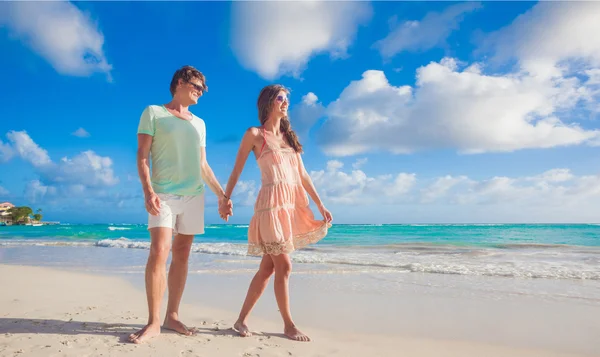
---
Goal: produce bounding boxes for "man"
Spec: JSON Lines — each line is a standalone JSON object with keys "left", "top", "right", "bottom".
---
{"left": 129, "top": 65, "right": 232, "bottom": 344}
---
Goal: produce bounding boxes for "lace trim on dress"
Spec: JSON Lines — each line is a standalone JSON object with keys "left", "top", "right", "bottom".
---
{"left": 247, "top": 221, "right": 331, "bottom": 256}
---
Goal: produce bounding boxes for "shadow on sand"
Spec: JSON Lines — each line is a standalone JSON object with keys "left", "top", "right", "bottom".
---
{"left": 0, "top": 318, "right": 258, "bottom": 343}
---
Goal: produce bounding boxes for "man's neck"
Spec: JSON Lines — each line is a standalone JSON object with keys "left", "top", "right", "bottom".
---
{"left": 165, "top": 98, "right": 190, "bottom": 113}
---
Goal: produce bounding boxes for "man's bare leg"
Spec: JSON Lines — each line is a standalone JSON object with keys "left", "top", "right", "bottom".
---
{"left": 271, "top": 253, "right": 310, "bottom": 342}
{"left": 163, "top": 233, "right": 195, "bottom": 335}
{"left": 233, "top": 255, "right": 274, "bottom": 337}
{"left": 129, "top": 227, "right": 172, "bottom": 344}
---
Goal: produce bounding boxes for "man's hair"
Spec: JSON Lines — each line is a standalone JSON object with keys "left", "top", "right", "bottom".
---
{"left": 169, "top": 65, "right": 207, "bottom": 96}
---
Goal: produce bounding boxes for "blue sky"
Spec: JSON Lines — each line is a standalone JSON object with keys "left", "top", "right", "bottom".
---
{"left": 1, "top": 1, "right": 599, "bottom": 224}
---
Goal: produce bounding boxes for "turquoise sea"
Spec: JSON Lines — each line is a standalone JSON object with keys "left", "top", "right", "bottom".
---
{"left": 1, "top": 223, "right": 599, "bottom": 280}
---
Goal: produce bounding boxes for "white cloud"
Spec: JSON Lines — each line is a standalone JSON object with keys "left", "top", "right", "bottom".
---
{"left": 420, "top": 175, "right": 470, "bottom": 204}
{"left": 232, "top": 180, "right": 257, "bottom": 207}
{"left": 25, "top": 180, "right": 56, "bottom": 203}
{"left": 374, "top": 2, "right": 481, "bottom": 58}
{"left": 290, "top": 92, "right": 326, "bottom": 140}
{"left": 6, "top": 130, "right": 52, "bottom": 167}
{"left": 0, "top": 140, "right": 14, "bottom": 163}
{"left": 1, "top": 131, "right": 118, "bottom": 203}
{"left": 0, "top": 1, "right": 112, "bottom": 79}
{"left": 352, "top": 158, "right": 368, "bottom": 169}
{"left": 482, "top": 2, "right": 600, "bottom": 78}
{"left": 230, "top": 1, "right": 371, "bottom": 79}
{"left": 525, "top": 168, "right": 574, "bottom": 184}
{"left": 53, "top": 151, "right": 118, "bottom": 187}
{"left": 310, "top": 160, "right": 416, "bottom": 204}
{"left": 0, "top": 186, "right": 9, "bottom": 196}
{"left": 308, "top": 3, "right": 600, "bottom": 157}
{"left": 308, "top": 162, "right": 600, "bottom": 222}
{"left": 72, "top": 127, "right": 90, "bottom": 138}
{"left": 435, "top": 170, "right": 600, "bottom": 210}
{"left": 314, "top": 60, "right": 599, "bottom": 156}
{"left": 479, "top": 2, "right": 600, "bottom": 123}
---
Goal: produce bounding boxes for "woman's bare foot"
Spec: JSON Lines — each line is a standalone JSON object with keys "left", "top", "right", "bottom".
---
{"left": 128, "top": 323, "right": 161, "bottom": 344}
{"left": 284, "top": 325, "right": 310, "bottom": 342}
{"left": 233, "top": 320, "right": 252, "bottom": 337}
{"left": 163, "top": 315, "right": 196, "bottom": 336}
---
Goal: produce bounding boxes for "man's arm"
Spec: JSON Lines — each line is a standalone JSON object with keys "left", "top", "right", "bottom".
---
{"left": 200, "top": 146, "right": 226, "bottom": 198}
{"left": 199, "top": 147, "right": 232, "bottom": 219}
{"left": 137, "top": 134, "right": 160, "bottom": 216}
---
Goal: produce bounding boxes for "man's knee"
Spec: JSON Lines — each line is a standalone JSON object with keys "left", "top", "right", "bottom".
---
{"left": 149, "top": 242, "right": 170, "bottom": 264}
{"left": 172, "top": 235, "right": 193, "bottom": 262}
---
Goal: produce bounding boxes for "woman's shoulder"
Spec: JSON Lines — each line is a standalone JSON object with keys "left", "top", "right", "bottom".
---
{"left": 245, "top": 126, "right": 263, "bottom": 136}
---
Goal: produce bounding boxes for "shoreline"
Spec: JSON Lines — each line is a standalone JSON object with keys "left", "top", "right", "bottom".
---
{"left": 2, "top": 238, "right": 599, "bottom": 281}
{"left": 1, "top": 261, "right": 599, "bottom": 356}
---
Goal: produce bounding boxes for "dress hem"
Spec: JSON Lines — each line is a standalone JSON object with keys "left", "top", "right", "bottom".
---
{"left": 247, "top": 221, "right": 331, "bottom": 256}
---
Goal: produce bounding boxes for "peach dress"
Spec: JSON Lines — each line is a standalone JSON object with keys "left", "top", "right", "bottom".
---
{"left": 247, "top": 128, "right": 331, "bottom": 256}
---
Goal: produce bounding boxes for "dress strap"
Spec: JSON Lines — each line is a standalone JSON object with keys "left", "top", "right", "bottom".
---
{"left": 259, "top": 127, "right": 267, "bottom": 156}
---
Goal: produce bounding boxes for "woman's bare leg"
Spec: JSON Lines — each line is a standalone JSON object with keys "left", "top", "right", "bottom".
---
{"left": 233, "top": 255, "right": 274, "bottom": 337}
{"left": 271, "top": 253, "right": 310, "bottom": 342}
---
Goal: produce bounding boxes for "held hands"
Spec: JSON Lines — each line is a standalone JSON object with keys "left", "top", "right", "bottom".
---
{"left": 318, "top": 203, "right": 333, "bottom": 223}
{"left": 145, "top": 192, "right": 161, "bottom": 216}
{"left": 218, "top": 196, "right": 233, "bottom": 222}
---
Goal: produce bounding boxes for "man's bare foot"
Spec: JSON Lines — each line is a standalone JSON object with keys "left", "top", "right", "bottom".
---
{"left": 128, "top": 323, "right": 160, "bottom": 344}
{"left": 284, "top": 325, "right": 310, "bottom": 342}
{"left": 163, "top": 315, "right": 197, "bottom": 336}
{"left": 233, "top": 321, "right": 252, "bottom": 337}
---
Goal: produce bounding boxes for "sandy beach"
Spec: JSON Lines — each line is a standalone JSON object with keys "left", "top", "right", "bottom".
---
{"left": 0, "top": 261, "right": 597, "bottom": 357}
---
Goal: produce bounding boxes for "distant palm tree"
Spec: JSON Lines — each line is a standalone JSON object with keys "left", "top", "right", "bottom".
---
{"left": 33, "top": 208, "right": 43, "bottom": 223}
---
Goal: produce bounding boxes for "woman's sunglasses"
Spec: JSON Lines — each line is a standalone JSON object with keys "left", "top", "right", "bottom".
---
{"left": 276, "top": 95, "right": 288, "bottom": 103}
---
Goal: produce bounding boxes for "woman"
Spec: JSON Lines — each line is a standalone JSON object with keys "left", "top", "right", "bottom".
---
{"left": 220, "top": 84, "right": 333, "bottom": 342}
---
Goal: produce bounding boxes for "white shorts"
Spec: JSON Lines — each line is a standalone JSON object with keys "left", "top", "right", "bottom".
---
{"left": 148, "top": 193, "right": 205, "bottom": 235}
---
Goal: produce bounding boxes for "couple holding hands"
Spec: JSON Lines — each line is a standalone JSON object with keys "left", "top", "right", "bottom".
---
{"left": 130, "top": 65, "right": 332, "bottom": 344}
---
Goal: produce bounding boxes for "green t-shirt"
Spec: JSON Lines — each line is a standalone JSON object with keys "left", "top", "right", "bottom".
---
{"left": 137, "top": 105, "right": 206, "bottom": 196}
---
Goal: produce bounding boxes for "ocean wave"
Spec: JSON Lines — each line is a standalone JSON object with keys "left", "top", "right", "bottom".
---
{"left": 95, "top": 238, "right": 248, "bottom": 256}
{"left": 0, "top": 240, "right": 95, "bottom": 247}
{"left": 108, "top": 227, "right": 131, "bottom": 231}
{"left": 4, "top": 238, "right": 598, "bottom": 281}
{"left": 289, "top": 251, "right": 600, "bottom": 280}
{"left": 92, "top": 238, "right": 599, "bottom": 281}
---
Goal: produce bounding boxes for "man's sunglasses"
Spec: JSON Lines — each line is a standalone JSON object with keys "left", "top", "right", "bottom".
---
{"left": 188, "top": 81, "right": 205, "bottom": 93}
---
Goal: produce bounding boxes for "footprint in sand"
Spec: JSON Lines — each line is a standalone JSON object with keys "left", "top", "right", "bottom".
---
{"left": 242, "top": 346, "right": 264, "bottom": 357}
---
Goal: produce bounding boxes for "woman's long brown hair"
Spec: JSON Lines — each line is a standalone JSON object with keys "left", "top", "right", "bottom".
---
{"left": 257, "top": 84, "right": 303, "bottom": 153}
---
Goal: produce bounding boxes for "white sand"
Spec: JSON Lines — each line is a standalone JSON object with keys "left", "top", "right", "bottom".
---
{"left": 0, "top": 264, "right": 595, "bottom": 357}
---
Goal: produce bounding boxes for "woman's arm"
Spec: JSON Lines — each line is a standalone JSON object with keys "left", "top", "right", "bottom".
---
{"left": 221, "top": 128, "right": 260, "bottom": 220}
{"left": 297, "top": 153, "right": 333, "bottom": 222}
